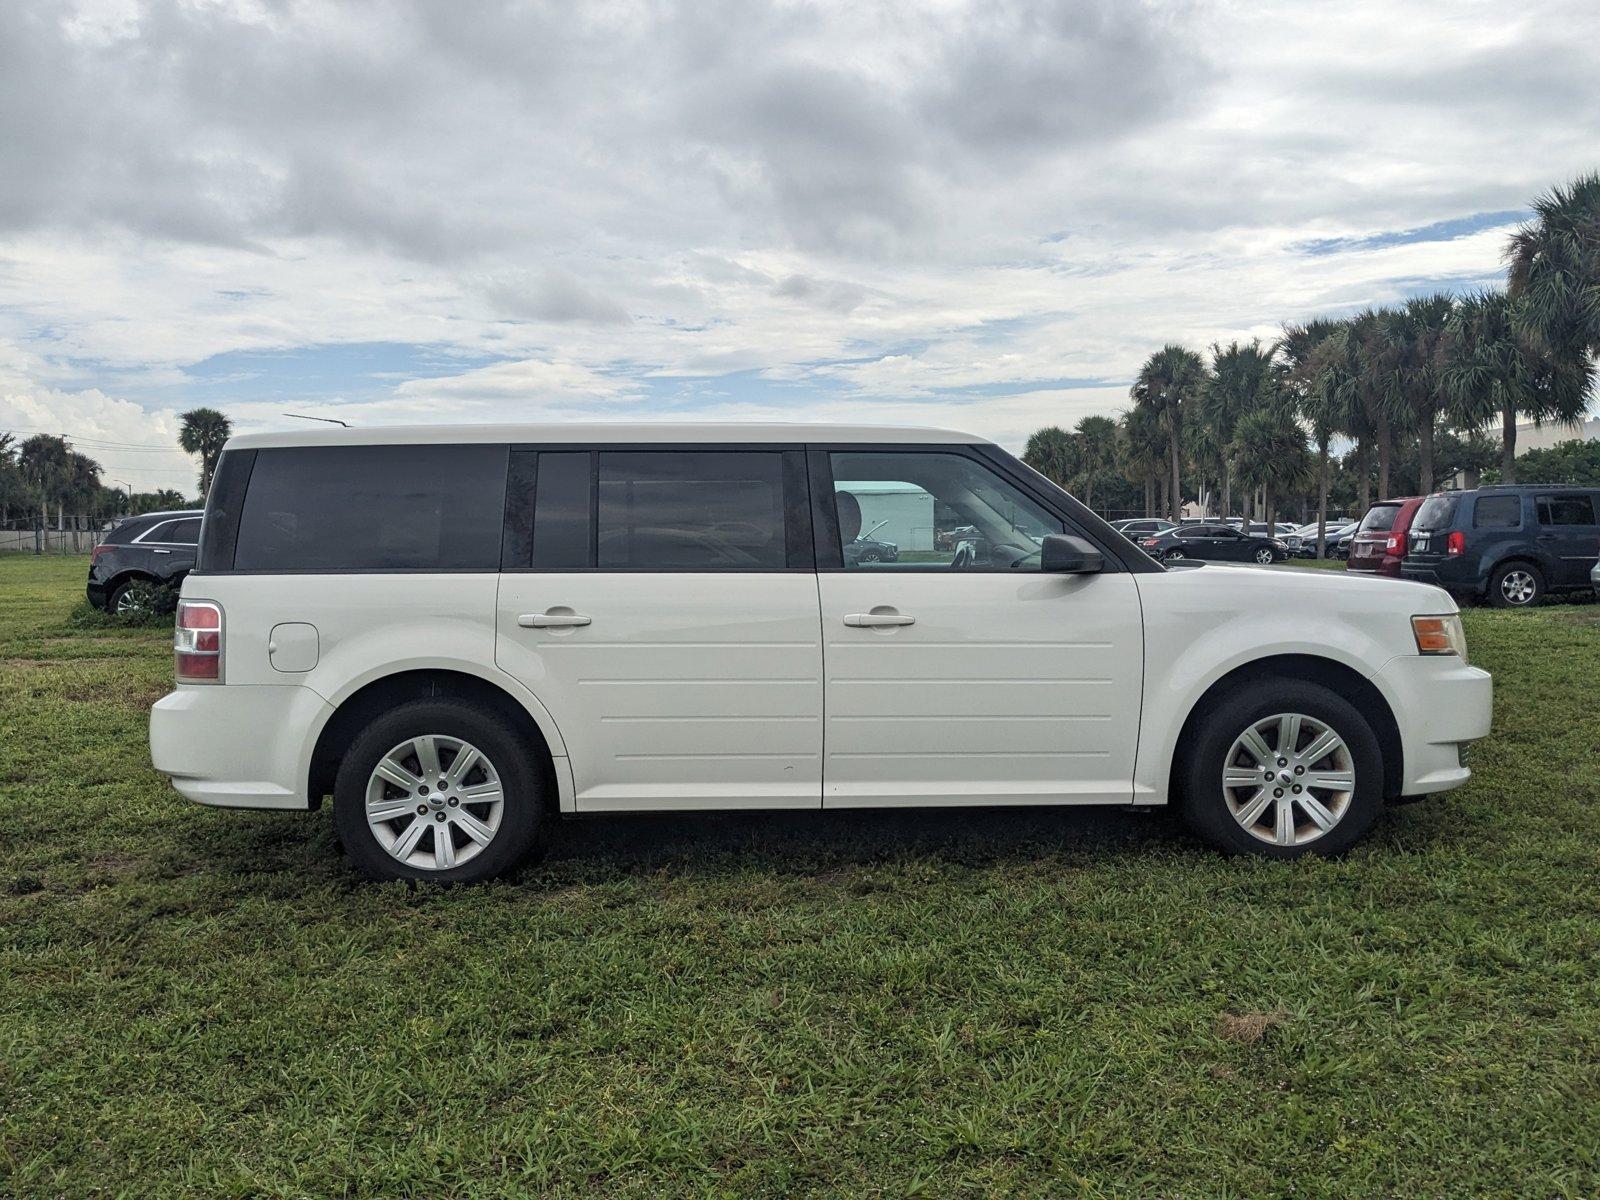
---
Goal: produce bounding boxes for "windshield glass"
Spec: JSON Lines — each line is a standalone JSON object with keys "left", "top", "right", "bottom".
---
{"left": 1357, "top": 504, "right": 1400, "bottom": 533}
{"left": 1413, "top": 495, "right": 1459, "bottom": 531}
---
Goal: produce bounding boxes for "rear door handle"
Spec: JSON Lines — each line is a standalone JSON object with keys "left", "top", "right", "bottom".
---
{"left": 519, "top": 612, "right": 592, "bottom": 628}
{"left": 844, "top": 612, "right": 915, "bottom": 628}
{"left": 152, "top": 548, "right": 172, "bottom": 555}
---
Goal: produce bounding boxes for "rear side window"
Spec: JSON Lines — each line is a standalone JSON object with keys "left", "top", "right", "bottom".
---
{"left": 597, "top": 451, "right": 787, "bottom": 569}
{"left": 232, "top": 445, "right": 508, "bottom": 572}
{"left": 1472, "top": 495, "right": 1523, "bottom": 529}
{"left": 1357, "top": 504, "right": 1400, "bottom": 533}
{"left": 1413, "top": 495, "right": 1458, "bottom": 530}
{"left": 1536, "top": 494, "right": 1598, "bottom": 526}
{"left": 142, "top": 517, "right": 202, "bottom": 544}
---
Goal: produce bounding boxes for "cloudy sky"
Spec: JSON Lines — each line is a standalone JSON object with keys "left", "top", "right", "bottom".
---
{"left": 3, "top": 0, "right": 1598, "bottom": 495}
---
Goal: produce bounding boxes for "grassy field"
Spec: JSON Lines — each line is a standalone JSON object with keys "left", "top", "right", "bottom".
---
{"left": 2, "top": 555, "right": 1598, "bottom": 1198}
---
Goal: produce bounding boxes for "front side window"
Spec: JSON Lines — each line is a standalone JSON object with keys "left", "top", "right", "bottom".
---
{"left": 232, "top": 444, "right": 507, "bottom": 572}
{"left": 829, "top": 451, "right": 1063, "bottom": 570}
{"left": 1536, "top": 494, "right": 1598, "bottom": 526}
{"left": 1473, "top": 495, "right": 1522, "bottom": 529}
{"left": 598, "top": 451, "right": 787, "bottom": 569}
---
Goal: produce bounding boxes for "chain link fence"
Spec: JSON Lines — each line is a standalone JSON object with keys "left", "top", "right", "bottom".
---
{"left": 0, "top": 517, "right": 110, "bottom": 554}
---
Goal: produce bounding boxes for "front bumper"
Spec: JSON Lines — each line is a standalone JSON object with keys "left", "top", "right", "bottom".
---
{"left": 150, "top": 683, "right": 332, "bottom": 809}
{"left": 1375, "top": 654, "right": 1493, "bottom": 796}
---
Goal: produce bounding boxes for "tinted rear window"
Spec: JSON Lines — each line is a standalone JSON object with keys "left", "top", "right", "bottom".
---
{"left": 1473, "top": 494, "right": 1523, "bottom": 529}
{"left": 1413, "top": 496, "right": 1458, "bottom": 531}
{"left": 1357, "top": 504, "right": 1400, "bottom": 533}
{"left": 233, "top": 445, "right": 507, "bottom": 571}
{"left": 597, "top": 451, "right": 787, "bottom": 569}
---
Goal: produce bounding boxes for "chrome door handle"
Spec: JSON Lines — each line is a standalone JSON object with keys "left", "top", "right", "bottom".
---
{"left": 519, "top": 612, "right": 592, "bottom": 628}
{"left": 844, "top": 612, "right": 915, "bottom": 628}
{"left": 152, "top": 548, "right": 172, "bottom": 555}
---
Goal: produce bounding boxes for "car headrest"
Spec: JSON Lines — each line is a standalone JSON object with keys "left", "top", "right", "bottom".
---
{"left": 835, "top": 490, "right": 862, "bottom": 543}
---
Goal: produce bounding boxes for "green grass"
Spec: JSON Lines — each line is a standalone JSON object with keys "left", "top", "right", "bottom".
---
{"left": 3, "top": 555, "right": 1599, "bottom": 1198}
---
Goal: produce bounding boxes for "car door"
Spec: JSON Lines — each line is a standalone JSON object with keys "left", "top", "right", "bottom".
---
{"left": 495, "top": 446, "right": 824, "bottom": 812}
{"left": 813, "top": 447, "right": 1143, "bottom": 807}
{"left": 1185, "top": 525, "right": 1225, "bottom": 560}
{"left": 1535, "top": 492, "right": 1600, "bottom": 587}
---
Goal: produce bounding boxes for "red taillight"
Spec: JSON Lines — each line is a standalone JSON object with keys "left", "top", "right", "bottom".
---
{"left": 175, "top": 600, "right": 223, "bottom": 683}
{"left": 1446, "top": 531, "right": 1465, "bottom": 556}
{"left": 91, "top": 543, "right": 112, "bottom": 564}
{"left": 1141, "top": 538, "right": 1159, "bottom": 547}
{"left": 1385, "top": 532, "right": 1407, "bottom": 556}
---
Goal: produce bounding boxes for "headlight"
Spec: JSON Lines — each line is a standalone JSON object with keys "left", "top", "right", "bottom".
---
{"left": 1412, "top": 613, "right": 1468, "bottom": 663}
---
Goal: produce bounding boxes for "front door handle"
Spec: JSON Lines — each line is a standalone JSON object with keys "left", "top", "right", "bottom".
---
{"left": 519, "top": 611, "right": 592, "bottom": 628}
{"left": 152, "top": 548, "right": 172, "bottom": 555}
{"left": 844, "top": 612, "right": 915, "bottom": 628}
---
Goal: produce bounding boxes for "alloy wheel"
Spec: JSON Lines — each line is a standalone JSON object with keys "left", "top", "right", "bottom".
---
{"left": 1221, "top": 712, "right": 1354, "bottom": 847}
{"left": 365, "top": 734, "right": 505, "bottom": 871}
{"left": 1500, "top": 569, "right": 1537, "bottom": 605}
{"left": 114, "top": 588, "right": 148, "bottom": 616}
{"left": 1254, "top": 548, "right": 1275, "bottom": 564}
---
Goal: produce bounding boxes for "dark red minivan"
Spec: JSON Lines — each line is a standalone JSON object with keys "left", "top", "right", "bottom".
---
{"left": 1346, "top": 497, "right": 1424, "bottom": 577}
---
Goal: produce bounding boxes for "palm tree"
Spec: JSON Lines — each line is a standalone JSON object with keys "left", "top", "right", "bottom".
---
{"left": 1131, "top": 345, "right": 1207, "bottom": 521}
{"left": 16, "top": 434, "right": 73, "bottom": 527}
{"left": 1353, "top": 308, "right": 1407, "bottom": 501}
{"left": 179, "top": 408, "right": 233, "bottom": 498}
{"left": 1442, "top": 289, "right": 1593, "bottom": 483}
{"left": 1203, "top": 340, "right": 1281, "bottom": 519}
{"left": 1073, "top": 414, "right": 1117, "bottom": 512}
{"left": 1022, "top": 426, "right": 1078, "bottom": 489}
{"left": 1507, "top": 171, "right": 1600, "bottom": 364}
{"left": 1280, "top": 319, "right": 1351, "bottom": 556}
{"left": 1230, "top": 410, "right": 1311, "bottom": 531}
{"left": 1117, "top": 407, "right": 1166, "bottom": 518}
{"left": 1386, "top": 293, "right": 1456, "bottom": 493}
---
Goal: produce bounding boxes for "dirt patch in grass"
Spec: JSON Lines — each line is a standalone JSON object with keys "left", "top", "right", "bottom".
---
{"left": 1216, "top": 1011, "right": 1289, "bottom": 1044}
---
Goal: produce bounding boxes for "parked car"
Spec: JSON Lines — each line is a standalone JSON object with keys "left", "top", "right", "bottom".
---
{"left": 1109, "top": 518, "right": 1177, "bottom": 541}
{"left": 843, "top": 518, "right": 899, "bottom": 565}
{"left": 1592, "top": 558, "right": 1600, "bottom": 598}
{"left": 1347, "top": 498, "right": 1424, "bottom": 577}
{"left": 1138, "top": 522, "right": 1288, "bottom": 565}
{"left": 1401, "top": 484, "right": 1600, "bottom": 607}
{"left": 150, "top": 423, "right": 1490, "bottom": 880}
{"left": 1284, "top": 521, "right": 1355, "bottom": 559}
{"left": 86, "top": 509, "right": 205, "bottom": 613}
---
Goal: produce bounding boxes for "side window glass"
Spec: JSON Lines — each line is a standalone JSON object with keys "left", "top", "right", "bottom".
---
{"left": 531, "top": 452, "right": 593, "bottom": 568}
{"left": 829, "top": 452, "right": 1064, "bottom": 571}
{"left": 597, "top": 451, "right": 786, "bottom": 569}
{"left": 1473, "top": 495, "right": 1522, "bottom": 529}
{"left": 1537, "top": 495, "right": 1598, "bottom": 526}
{"left": 168, "top": 518, "right": 202, "bottom": 545}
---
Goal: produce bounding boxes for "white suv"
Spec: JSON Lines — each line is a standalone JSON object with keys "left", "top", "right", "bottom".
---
{"left": 150, "top": 424, "right": 1492, "bottom": 881}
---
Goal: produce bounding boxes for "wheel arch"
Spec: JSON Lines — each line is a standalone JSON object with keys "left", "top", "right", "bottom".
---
{"left": 306, "top": 668, "right": 565, "bottom": 812}
{"left": 1168, "top": 654, "right": 1404, "bottom": 802}
{"left": 1485, "top": 554, "right": 1545, "bottom": 592}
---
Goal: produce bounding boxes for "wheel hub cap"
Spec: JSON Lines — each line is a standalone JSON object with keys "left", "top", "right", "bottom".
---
{"left": 1221, "top": 712, "right": 1354, "bottom": 847}
{"left": 364, "top": 734, "right": 504, "bottom": 871}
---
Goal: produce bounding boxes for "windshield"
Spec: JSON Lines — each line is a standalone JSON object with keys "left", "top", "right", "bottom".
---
{"left": 1357, "top": 504, "right": 1400, "bottom": 533}
{"left": 1413, "top": 495, "right": 1459, "bottom": 531}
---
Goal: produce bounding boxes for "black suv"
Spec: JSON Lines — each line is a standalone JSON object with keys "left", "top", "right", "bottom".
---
{"left": 1402, "top": 485, "right": 1600, "bottom": 607}
{"left": 87, "top": 509, "right": 204, "bottom": 613}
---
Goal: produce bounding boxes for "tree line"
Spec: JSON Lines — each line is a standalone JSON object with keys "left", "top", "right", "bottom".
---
{"left": 1024, "top": 172, "right": 1600, "bottom": 553}
{"left": 0, "top": 407, "right": 232, "bottom": 529}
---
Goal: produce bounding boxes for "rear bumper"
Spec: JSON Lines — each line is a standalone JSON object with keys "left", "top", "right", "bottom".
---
{"left": 1376, "top": 654, "right": 1493, "bottom": 796}
{"left": 150, "top": 684, "right": 332, "bottom": 809}
{"left": 86, "top": 580, "right": 109, "bottom": 608}
{"left": 1402, "top": 559, "right": 1477, "bottom": 594}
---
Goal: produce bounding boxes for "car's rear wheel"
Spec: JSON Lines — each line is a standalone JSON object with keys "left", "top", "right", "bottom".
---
{"left": 108, "top": 578, "right": 156, "bottom": 616}
{"left": 1488, "top": 561, "right": 1543, "bottom": 608}
{"left": 1163, "top": 548, "right": 1186, "bottom": 562}
{"left": 333, "top": 700, "right": 547, "bottom": 882}
{"left": 1179, "top": 680, "right": 1383, "bottom": 858}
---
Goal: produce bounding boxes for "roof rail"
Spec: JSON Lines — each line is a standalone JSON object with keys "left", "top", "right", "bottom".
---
{"left": 1475, "top": 482, "right": 1588, "bottom": 491}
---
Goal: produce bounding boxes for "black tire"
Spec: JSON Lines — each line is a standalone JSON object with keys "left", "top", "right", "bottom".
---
{"left": 1487, "top": 561, "right": 1544, "bottom": 609}
{"left": 107, "top": 577, "right": 154, "bottom": 615}
{"left": 333, "top": 699, "right": 547, "bottom": 883}
{"left": 1178, "top": 679, "right": 1384, "bottom": 859}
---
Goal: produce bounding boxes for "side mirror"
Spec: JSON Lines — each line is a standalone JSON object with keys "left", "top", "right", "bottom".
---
{"left": 1040, "top": 533, "right": 1104, "bottom": 574}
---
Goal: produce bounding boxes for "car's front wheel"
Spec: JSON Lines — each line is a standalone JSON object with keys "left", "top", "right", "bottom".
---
{"left": 1179, "top": 680, "right": 1383, "bottom": 858}
{"left": 1253, "top": 547, "right": 1277, "bottom": 565}
{"left": 333, "top": 700, "right": 547, "bottom": 882}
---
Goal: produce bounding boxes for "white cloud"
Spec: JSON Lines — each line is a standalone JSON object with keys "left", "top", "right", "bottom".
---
{"left": 0, "top": 0, "right": 1595, "bottom": 475}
